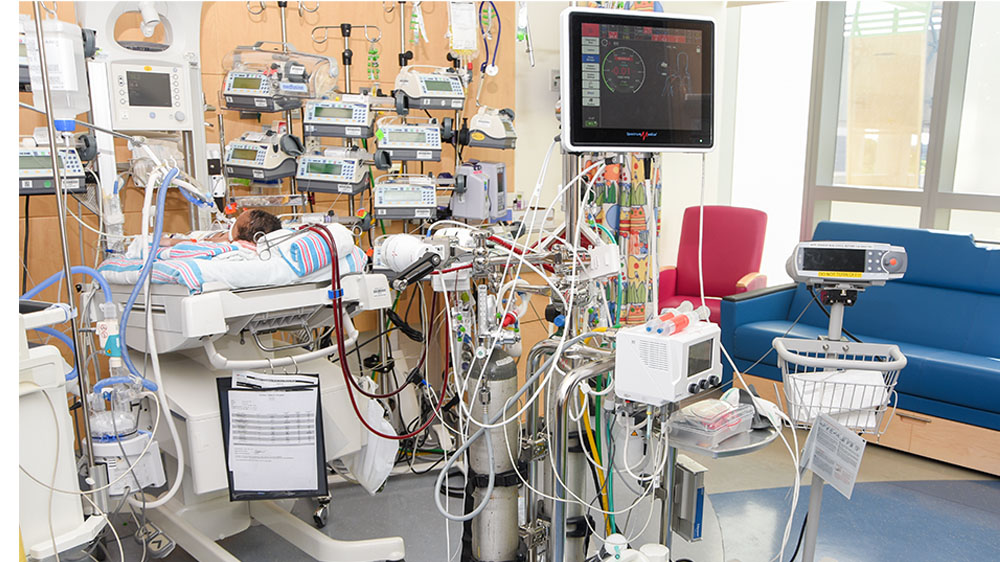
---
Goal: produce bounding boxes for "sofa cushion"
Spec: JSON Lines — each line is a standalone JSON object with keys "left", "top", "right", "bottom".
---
{"left": 732, "top": 320, "right": 1000, "bottom": 414}
{"left": 784, "top": 283, "right": 1000, "bottom": 357}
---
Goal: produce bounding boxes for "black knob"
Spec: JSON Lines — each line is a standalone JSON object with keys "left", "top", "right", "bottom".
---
{"left": 688, "top": 383, "right": 699, "bottom": 395}
{"left": 699, "top": 379, "right": 710, "bottom": 390}
{"left": 708, "top": 375, "right": 720, "bottom": 387}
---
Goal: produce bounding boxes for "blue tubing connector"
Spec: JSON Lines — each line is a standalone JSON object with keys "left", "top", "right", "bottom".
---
{"left": 30, "top": 327, "right": 77, "bottom": 381}
{"left": 93, "top": 375, "right": 157, "bottom": 395}
{"left": 119, "top": 168, "right": 179, "bottom": 386}
{"left": 21, "top": 265, "right": 113, "bottom": 304}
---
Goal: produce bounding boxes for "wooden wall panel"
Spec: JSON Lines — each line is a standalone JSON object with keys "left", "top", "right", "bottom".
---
{"left": 18, "top": 1, "right": 542, "bottom": 390}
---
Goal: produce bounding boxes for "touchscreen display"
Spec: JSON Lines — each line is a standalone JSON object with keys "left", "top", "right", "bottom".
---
{"left": 566, "top": 11, "right": 713, "bottom": 150}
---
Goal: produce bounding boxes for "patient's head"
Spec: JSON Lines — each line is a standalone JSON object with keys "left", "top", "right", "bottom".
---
{"left": 232, "top": 209, "right": 282, "bottom": 243}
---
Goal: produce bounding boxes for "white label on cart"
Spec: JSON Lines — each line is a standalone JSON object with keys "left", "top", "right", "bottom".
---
{"left": 337, "top": 184, "right": 353, "bottom": 193}
{"left": 63, "top": 179, "right": 79, "bottom": 188}
{"left": 801, "top": 413, "right": 865, "bottom": 499}
{"left": 414, "top": 208, "right": 431, "bottom": 218}
{"left": 22, "top": 180, "right": 31, "bottom": 188}
{"left": 252, "top": 169, "right": 264, "bottom": 179}
{"left": 451, "top": 99, "right": 464, "bottom": 108}
{"left": 254, "top": 98, "right": 267, "bottom": 107}
{"left": 416, "top": 151, "right": 432, "bottom": 160}
{"left": 345, "top": 127, "right": 362, "bottom": 136}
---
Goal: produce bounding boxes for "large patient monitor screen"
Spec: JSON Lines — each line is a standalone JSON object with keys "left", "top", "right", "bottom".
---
{"left": 564, "top": 9, "right": 714, "bottom": 151}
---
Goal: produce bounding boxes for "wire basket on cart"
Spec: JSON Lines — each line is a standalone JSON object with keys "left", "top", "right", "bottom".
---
{"left": 772, "top": 338, "right": 907, "bottom": 437}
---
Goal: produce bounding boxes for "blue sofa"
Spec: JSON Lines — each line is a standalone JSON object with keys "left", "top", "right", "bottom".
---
{"left": 721, "top": 222, "right": 1000, "bottom": 469}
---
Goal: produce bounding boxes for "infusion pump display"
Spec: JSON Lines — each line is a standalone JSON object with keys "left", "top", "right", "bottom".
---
{"left": 19, "top": 147, "right": 87, "bottom": 195}
{"left": 375, "top": 123, "right": 442, "bottom": 161}
{"left": 304, "top": 97, "right": 374, "bottom": 139}
{"left": 561, "top": 8, "right": 714, "bottom": 152}
{"left": 296, "top": 154, "right": 369, "bottom": 195}
{"left": 788, "top": 241, "right": 907, "bottom": 286}
{"left": 109, "top": 63, "right": 193, "bottom": 131}
{"left": 373, "top": 176, "right": 437, "bottom": 220}
{"left": 394, "top": 67, "right": 466, "bottom": 110}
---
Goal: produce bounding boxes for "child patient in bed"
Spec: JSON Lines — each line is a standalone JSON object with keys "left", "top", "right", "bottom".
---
{"left": 158, "top": 209, "right": 283, "bottom": 247}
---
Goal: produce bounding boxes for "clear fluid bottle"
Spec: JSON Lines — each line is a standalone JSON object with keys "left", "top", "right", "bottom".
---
{"left": 23, "top": 15, "right": 90, "bottom": 133}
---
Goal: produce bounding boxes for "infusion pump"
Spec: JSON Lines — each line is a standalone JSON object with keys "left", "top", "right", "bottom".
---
{"left": 296, "top": 151, "right": 370, "bottom": 195}
{"left": 304, "top": 97, "right": 374, "bottom": 139}
{"left": 394, "top": 66, "right": 466, "bottom": 111}
{"left": 373, "top": 175, "right": 437, "bottom": 220}
{"left": 19, "top": 147, "right": 87, "bottom": 195}
{"left": 224, "top": 130, "right": 303, "bottom": 181}
{"left": 222, "top": 69, "right": 308, "bottom": 113}
{"left": 788, "top": 241, "right": 907, "bottom": 286}
{"left": 375, "top": 120, "right": 442, "bottom": 162}
{"left": 468, "top": 107, "right": 516, "bottom": 150}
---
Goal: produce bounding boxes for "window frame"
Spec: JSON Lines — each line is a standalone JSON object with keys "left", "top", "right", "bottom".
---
{"left": 801, "top": 1, "right": 1000, "bottom": 241}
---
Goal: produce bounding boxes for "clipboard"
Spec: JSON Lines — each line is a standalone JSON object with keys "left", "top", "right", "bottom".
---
{"left": 217, "top": 376, "right": 329, "bottom": 501}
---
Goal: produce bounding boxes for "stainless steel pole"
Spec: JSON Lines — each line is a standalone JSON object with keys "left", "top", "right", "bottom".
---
{"left": 31, "top": 1, "right": 96, "bottom": 470}
{"left": 551, "top": 357, "right": 616, "bottom": 562}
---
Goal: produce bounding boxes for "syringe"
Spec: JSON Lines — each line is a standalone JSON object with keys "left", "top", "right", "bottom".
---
{"left": 655, "top": 305, "right": 710, "bottom": 336}
{"left": 645, "top": 300, "right": 694, "bottom": 333}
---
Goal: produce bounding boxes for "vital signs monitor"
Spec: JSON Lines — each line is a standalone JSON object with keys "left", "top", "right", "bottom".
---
{"left": 560, "top": 8, "right": 714, "bottom": 152}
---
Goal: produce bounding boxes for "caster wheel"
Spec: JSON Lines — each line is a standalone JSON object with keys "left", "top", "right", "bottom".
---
{"left": 313, "top": 505, "right": 329, "bottom": 527}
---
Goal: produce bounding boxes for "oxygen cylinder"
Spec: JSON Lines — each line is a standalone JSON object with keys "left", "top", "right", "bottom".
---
{"left": 468, "top": 348, "right": 521, "bottom": 561}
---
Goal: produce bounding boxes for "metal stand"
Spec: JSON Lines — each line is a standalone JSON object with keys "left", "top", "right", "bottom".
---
{"left": 801, "top": 299, "right": 845, "bottom": 562}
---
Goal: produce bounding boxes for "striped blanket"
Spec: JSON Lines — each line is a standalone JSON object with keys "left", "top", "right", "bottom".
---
{"left": 278, "top": 230, "right": 365, "bottom": 277}
{"left": 98, "top": 237, "right": 367, "bottom": 294}
{"left": 98, "top": 255, "right": 208, "bottom": 293}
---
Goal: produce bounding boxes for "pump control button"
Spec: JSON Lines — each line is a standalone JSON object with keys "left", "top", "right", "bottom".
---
{"left": 688, "top": 383, "right": 700, "bottom": 395}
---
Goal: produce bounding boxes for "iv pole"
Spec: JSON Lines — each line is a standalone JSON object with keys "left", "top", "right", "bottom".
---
{"left": 31, "top": 0, "right": 97, "bottom": 475}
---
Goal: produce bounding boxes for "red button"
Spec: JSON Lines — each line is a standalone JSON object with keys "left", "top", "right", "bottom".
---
{"left": 889, "top": 258, "right": 898, "bottom": 266}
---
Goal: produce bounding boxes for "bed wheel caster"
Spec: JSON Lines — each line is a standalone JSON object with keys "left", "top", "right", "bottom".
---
{"left": 313, "top": 496, "right": 331, "bottom": 527}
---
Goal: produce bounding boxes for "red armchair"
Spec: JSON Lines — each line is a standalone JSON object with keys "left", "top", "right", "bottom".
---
{"left": 658, "top": 206, "right": 767, "bottom": 323}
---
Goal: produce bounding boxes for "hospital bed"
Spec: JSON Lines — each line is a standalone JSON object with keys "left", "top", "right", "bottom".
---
{"left": 107, "top": 247, "right": 407, "bottom": 561}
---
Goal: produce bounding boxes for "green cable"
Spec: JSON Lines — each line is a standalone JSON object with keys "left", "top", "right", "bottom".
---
{"left": 595, "top": 222, "right": 617, "bottom": 244}
{"left": 606, "top": 411, "right": 617, "bottom": 532}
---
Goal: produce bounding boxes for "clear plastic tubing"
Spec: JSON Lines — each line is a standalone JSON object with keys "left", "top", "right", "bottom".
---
{"left": 656, "top": 305, "right": 710, "bottom": 336}
{"left": 645, "top": 300, "right": 694, "bottom": 333}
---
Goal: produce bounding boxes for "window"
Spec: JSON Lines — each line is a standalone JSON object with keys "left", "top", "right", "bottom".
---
{"left": 803, "top": 2, "right": 1000, "bottom": 241}
{"left": 833, "top": 2, "right": 941, "bottom": 189}
{"left": 952, "top": 2, "right": 1000, "bottom": 196}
